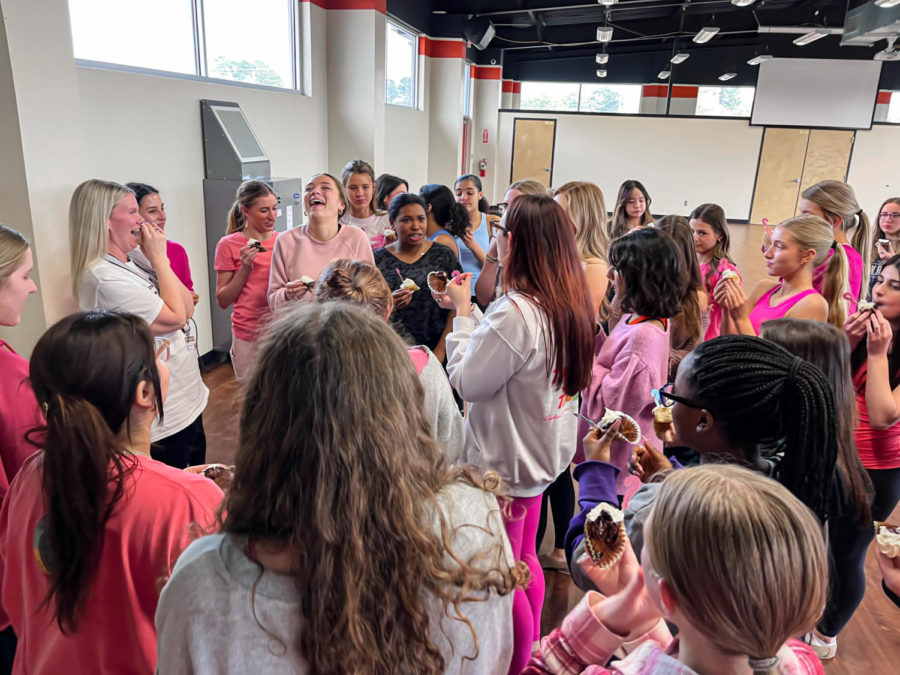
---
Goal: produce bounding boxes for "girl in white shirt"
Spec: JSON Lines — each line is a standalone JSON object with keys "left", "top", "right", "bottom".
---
{"left": 340, "top": 159, "right": 390, "bottom": 250}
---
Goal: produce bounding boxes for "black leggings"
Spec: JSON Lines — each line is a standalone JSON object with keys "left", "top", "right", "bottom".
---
{"left": 150, "top": 414, "right": 207, "bottom": 469}
{"left": 818, "top": 466, "right": 900, "bottom": 637}
{"left": 536, "top": 466, "right": 575, "bottom": 550}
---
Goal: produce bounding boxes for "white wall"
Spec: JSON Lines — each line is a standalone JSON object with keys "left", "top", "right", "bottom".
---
{"left": 384, "top": 103, "right": 430, "bottom": 194}
{"left": 496, "top": 111, "right": 764, "bottom": 219}
{"left": 847, "top": 124, "right": 900, "bottom": 215}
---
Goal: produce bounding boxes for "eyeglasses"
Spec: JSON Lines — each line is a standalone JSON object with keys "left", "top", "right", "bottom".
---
{"left": 489, "top": 220, "right": 508, "bottom": 239}
{"left": 880, "top": 212, "right": 900, "bottom": 222}
{"left": 154, "top": 337, "right": 170, "bottom": 362}
{"left": 659, "top": 382, "right": 704, "bottom": 410}
{"left": 497, "top": 202, "right": 509, "bottom": 215}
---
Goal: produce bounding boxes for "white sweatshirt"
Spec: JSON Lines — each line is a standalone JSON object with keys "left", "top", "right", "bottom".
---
{"left": 445, "top": 292, "right": 578, "bottom": 498}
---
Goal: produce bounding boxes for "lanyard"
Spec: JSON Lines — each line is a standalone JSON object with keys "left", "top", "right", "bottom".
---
{"left": 103, "top": 254, "right": 158, "bottom": 292}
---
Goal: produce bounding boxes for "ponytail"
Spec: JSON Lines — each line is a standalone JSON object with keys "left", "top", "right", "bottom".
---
{"left": 687, "top": 336, "right": 838, "bottom": 522}
{"left": 226, "top": 201, "right": 245, "bottom": 234}
{"left": 419, "top": 183, "right": 470, "bottom": 238}
{"left": 849, "top": 209, "right": 871, "bottom": 299}
{"left": 822, "top": 242, "right": 850, "bottom": 329}
{"left": 226, "top": 180, "right": 276, "bottom": 235}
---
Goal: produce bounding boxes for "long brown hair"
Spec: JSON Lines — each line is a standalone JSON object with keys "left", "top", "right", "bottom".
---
{"left": 27, "top": 311, "right": 162, "bottom": 633}
{"left": 223, "top": 302, "right": 523, "bottom": 673}
{"left": 656, "top": 215, "right": 703, "bottom": 343}
{"left": 760, "top": 318, "right": 872, "bottom": 528}
{"left": 871, "top": 197, "right": 900, "bottom": 262}
{"left": 610, "top": 179, "right": 653, "bottom": 240}
{"left": 690, "top": 203, "right": 734, "bottom": 290}
{"left": 501, "top": 194, "right": 594, "bottom": 395}
{"left": 342, "top": 159, "right": 384, "bottom": 216}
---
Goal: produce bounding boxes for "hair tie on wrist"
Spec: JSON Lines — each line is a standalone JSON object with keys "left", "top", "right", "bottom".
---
{"left": 748, "top": 655, "right": 779, "bottom": 671}
{"left": 788, "top": 355, "right": 803, "bottom": 380}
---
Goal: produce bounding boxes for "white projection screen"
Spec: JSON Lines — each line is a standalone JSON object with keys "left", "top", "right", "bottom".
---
{"left": 751, "top": 58, "right": 882, "bottom": 130}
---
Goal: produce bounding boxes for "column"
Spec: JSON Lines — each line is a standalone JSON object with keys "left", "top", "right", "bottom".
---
{"left": 874, "top": 90, "right": 892, "bottom": 123}
{"left": 639, "top": 84, "right": 667, "bottom": 114}
{"left": 669, "top": 85, "right": 698, "bottom": 115}
{"left": 501, "top": 79, "right": 515, "bottom": 109}
{"left": 471, "top": 65, "right": 502, "bottom": 203}
{"left": 423, "top": 37, "right": 466, "bottom": 188}
{"left": 510, "top": 81, "right": 522, "bottom": 110}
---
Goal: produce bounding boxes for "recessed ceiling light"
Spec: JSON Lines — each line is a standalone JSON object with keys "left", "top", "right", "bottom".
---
{"left": 596, "top": 53, "right": 609, "bottom": 64}
{"left": 432, "top": 10, "right": 447, "bottom": 14}
{"left": 719, "top": 72, "right": 737, "bottom": 81}
{"left": 597, "top": 26, "right": 613, "bottom": 42}
{"left": 598, "top": 0, "right": 618, "bottom": 5}
{"left": 596, "top": 68, "right": 608, "bottom": 77}
{"left": 658, "top": 69, "right": 671, "bottom": 79}
{"left": 670, "top": 52, "right": 690, "bottom": 64}
{"left": 747, "top": 54, "right": 774, "bottom": 65}
{"left": 793, "top": 31, "right": 827, "bottom": 46}
{"left": 731, "top": 0, "right": 756, "bottom": 6}
{"left": 875, "top": 0, "right": 900, "bottom": 7}
{"left": 693, "top": 27, "right": 720, "bottom": 44}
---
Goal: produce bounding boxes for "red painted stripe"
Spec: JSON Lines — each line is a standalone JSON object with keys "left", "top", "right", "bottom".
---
{"left": 671, "top": 85, "right": 698, "bottom": 99}
{"left": 502, "top": 80, "right": 515, "bottom": 93}
{"left": 641, "top": 85, "right": 666, "bottom": 98}
{"left": 419, "top": 37, "right": 466, "bottom": 59}
{"left": 877, "top": 91, "right": 892, "bottom": 105}
{"left": 640, "top": 85, "right": 698, "bottom": 99}
{"left": 308, "top": 0, "right": 386, "bottom": 12}
{"left": 473, "top": 66, "right": 502, "bottom": 80}
{"left": 513, "top": 81, "right": 521, "bottom": 94}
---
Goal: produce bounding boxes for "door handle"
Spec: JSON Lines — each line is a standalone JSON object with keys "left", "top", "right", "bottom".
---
{"left": 544, "top": 168, "right": 551, "bottom": 171}
{"left": 792, "top": 178, "right": 800, "bottom": 183}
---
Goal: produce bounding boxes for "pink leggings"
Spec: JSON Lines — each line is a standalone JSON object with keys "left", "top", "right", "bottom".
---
{"left": 503, "top": 494, "right": 544, "bottom": 674}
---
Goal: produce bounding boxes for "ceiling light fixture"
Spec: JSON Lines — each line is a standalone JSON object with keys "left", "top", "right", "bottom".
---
{"left": 875, "top": 36, "right": 900, "bottom": 60}
{"left": 875, "top": 0, "right": 900, "bottom": 8}
{"left": 597, "top": 25, "right": 613, "bottom": 42}
{"left": 719, "top": 72, "right": 737, "bottom": 81}
{"left": 596, "top": 52, "right": 609, "bottom": 64}
{"left": 693, "top": 26, "right": 720, "bottom": 43}
{"left": 747, "top": 54, "right": 774, "bottom": 65}
{"left": 596, "top": 68, "right": 608, "bottom": 77}
{"left": 670, "top": 52, "right": 690, "bottom": 64}
{"left": 730, "top": 0, "right": 756, "bottom": 6}
{"left": 658, "top": 69, "right": 671, "bottom": 79}
{"left": 793, "top": 31, "right": 827, "bottom": 46}
{"left": 598, "top": 0, "right": 618, "bottom": 6}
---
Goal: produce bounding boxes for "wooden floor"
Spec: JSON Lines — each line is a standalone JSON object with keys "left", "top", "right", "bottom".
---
{"left": 200, "top": 224, "right": 900, "bottom": 671}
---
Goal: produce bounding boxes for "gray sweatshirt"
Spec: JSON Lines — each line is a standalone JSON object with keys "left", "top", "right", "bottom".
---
{"left": 417, "top": 346, "right": 465, "bottom": 464}
{"left": 155, "top": 483, "right": 514, "bottom": 674}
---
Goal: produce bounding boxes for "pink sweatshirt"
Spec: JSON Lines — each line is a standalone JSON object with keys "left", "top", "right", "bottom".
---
{"left": 267, "top": 225, "right": 374, "bottom": 310}
{"left": 579, "top": 319, "right": 668, "bottom": 491}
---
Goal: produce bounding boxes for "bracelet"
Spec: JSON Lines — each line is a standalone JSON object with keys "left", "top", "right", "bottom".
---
{"left": 485, "top": 254, "right": 498, "bottom": 264}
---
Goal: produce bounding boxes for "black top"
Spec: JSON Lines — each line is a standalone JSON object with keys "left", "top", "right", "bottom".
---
{"left": 374, "top": 243, "right": 462, "bottom": 350}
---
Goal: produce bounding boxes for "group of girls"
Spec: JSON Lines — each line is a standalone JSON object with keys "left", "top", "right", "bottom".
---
{"left": 0, "top": 165, "right": 898, "bottom": 675}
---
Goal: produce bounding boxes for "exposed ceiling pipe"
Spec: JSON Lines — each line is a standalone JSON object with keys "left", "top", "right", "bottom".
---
{"left": 757, "top": 26, "right": 844, "bottom": 35}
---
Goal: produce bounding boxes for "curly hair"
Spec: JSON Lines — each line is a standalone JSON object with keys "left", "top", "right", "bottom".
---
{"left": 315, "top": 258, "right": 393, "bottom": 319}
{"left": 608, "top": 227, "right": 684, "bottom": 319}
{"left": 222, "top": 302, "right": 525, "bottom": 673}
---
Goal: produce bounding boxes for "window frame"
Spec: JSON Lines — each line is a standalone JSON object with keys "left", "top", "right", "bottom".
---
{"left": 385, "top": 19, "right": 419, "bottom": 109}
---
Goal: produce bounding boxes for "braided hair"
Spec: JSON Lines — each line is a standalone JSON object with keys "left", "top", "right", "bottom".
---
{"left": 685, "top": 335, "right": 838, "bottom": 522}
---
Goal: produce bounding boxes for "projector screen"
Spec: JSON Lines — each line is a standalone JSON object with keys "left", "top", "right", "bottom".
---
{"left": 751, "top": 58, "right": 882, "bottom": 130}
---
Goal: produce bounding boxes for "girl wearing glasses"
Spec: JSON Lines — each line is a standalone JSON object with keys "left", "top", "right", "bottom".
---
{"left": 869, "top": 197, "right": 900, "bottom": 296}
{"left": 715, "top": 215, "right": 846, "bottom": 334}
{"left": 420, "top": 183, "right": 468, "bottom": 259}
{"left": 0, "top": 311, "right": 222, "bottom": 674}
{"left": 436, "top": 194, "right": 594, "bottom": 673}
{"left": 800, "top": 180, "right": 870, "bottom": 314}
{"left": 609, "top": 180, "right": 653, "bottom": 241}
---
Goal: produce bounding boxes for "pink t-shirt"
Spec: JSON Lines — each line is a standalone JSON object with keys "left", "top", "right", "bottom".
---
{"left": 214, "top": 231, "right": 279, "bottom": 341}
{"left": 166, "top": 240, "right": 193, "bottom": 292}
{"left": 699, "top": 258, "right": 740, "bottom": 341}
{"left": 813, "top": 243, "right": 862, "bottom": 314}
{"left": 0, "top": 342, "right": 41, "bottom": 504}
{"left": 748, "top": 285, "right": 820, "bottom": 334}
{"left": 0, "top": 452, "right": 222, "bottom": 673}
{"left": 267, "top": 224, "right": 375, "bottom": 310}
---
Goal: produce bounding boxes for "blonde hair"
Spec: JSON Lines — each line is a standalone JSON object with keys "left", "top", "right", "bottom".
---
{"left": 647, "top": 465, "right": 827, "bottom": 675}
{"left": 554, "top": 181, "right": 610, "bottom": 263}
{"left": 779, "top": 214, "right": 849, "bottom": 328}
{"left": 508, "top": 179, "right": 548, "bottom": 197}
{"left": 315, "top": 258, "right": 393, "bottom": 319}
{"left": 69, "top": 179, "right": 132, "bottom": 296}
{"left": 226, "top": 180, "right": 276, "bottom": 235}
{"left": 802, "top": 180, "right": 871, "bottom": 300}
{"left": 0, "top": 225, "right": 30, "bottom": 291}
{"left": 341, "top": 159, "right": 384, "bottom": 217}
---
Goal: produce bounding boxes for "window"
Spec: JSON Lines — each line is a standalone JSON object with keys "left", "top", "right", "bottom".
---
{"left": 696, "top": 86, "right": 755, "bottom": 117}
{"left": 888, "top": 92, "right": 900, "bottom": 124}
{"left": 579, "top": 84, "right": 641, "bottom": 114}
{"left": 68, "top": 0, "right": 300, "bottom": 90}
{"left": 520, "top": 82, "right": 580, "bottom": 111}
{"left": 386, "top": 21, "right": 417, "bottom": 107}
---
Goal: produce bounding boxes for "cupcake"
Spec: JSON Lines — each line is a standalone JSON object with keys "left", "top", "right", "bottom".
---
{"left": 599, "top": 409, "right": 641, "bottom": 444}
{"left": 400, "top": 278, "right": 420, "bottom": 292}
{"left": 184, "top": 463, "right": 235, "bottom": 490}
{"left": 247, "top": 238, "right": 266, "bottom": 252}
{"left": 720, "top": 269, "right": 739, "bottom": 283}
{"left": 584, "top": 502, "right": 627, "bottom": 570}
{"left": 875, "top": 521, "right": 900, "bottom": 558}
{"left": 427, "top": 271, "right": 449, "bottom": 295}
{"left": 857, "top": 299, "right": 876, "bottom": 313}
{"left": 299, "top": 275, "right": 316, "bottom": 289}
{"left": 383, "top": 228, "right": 396, "bottom": 240}
{"left": 653, "top": 404, "right": 673, "bottom": 440}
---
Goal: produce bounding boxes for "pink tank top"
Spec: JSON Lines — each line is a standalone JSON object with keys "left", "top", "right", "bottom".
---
{"left": 748, "top": 285, "right": 819, "bottom": 334}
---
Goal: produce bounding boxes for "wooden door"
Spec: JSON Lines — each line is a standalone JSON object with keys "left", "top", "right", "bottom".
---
{"left": 510, "top": 118, "right": 556, "bottom": 187}
{"left": 750, "top": 128, "right": 809, "bottom": 225}
{"left": 796, "top": 129, "right": 855, "bottom": 209}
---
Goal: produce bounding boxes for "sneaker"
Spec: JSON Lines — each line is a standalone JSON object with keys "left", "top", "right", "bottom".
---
{"left": 803, "top": 632, "right": 837, "bottom": 660}
{"left": 538, "top": 552, "right": 570, "bottom": 574}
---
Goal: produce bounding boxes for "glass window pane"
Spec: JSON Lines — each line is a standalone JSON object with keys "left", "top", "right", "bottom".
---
{"left": 696, "top": 86, "right": 755, "bottom": 117}
{"left": 68, "top": 0, "right": 195, "bottom": 74}
{"left": 205, "top": 0, "right": 293, "bottom": 88}
{"left": 887, "top": 92, "right": 900, "bottom": 124}
{"left": 386, "top": 22, "right": 416, "bottom": 107}
{"left": 520, "top": 82, "right": 580, "bottom": 111}
{"left": 579, "top": 84, "right": 641, "bottom": 114}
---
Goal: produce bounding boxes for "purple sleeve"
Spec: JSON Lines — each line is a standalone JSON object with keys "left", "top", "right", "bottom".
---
{"left": 565, "top": 461, "right": 621, "bottom": 568}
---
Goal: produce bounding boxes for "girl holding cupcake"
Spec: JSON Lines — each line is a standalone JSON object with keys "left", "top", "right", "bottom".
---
{"left": 340, "top": 159, "right": 390, "bottom": 250}
{"left": 268, "top": 173, "right": 373, "bottom": 309}
{"left": 374, "top": 194, "right": 461, "bottom": 363}
{"left": 715, "top": 215, "right": 846, "bottom": 334}
{"left": 869, "top": 197, "right": 900, "bottom": 296}
{"left": 436, "top": 194, "right": 594, "bottom": 673}
{"left": 214, "top": 180, "right": 279, "bottom": 383}
{"left": 689, "top": 202, "right": 739, "bottom": 340}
